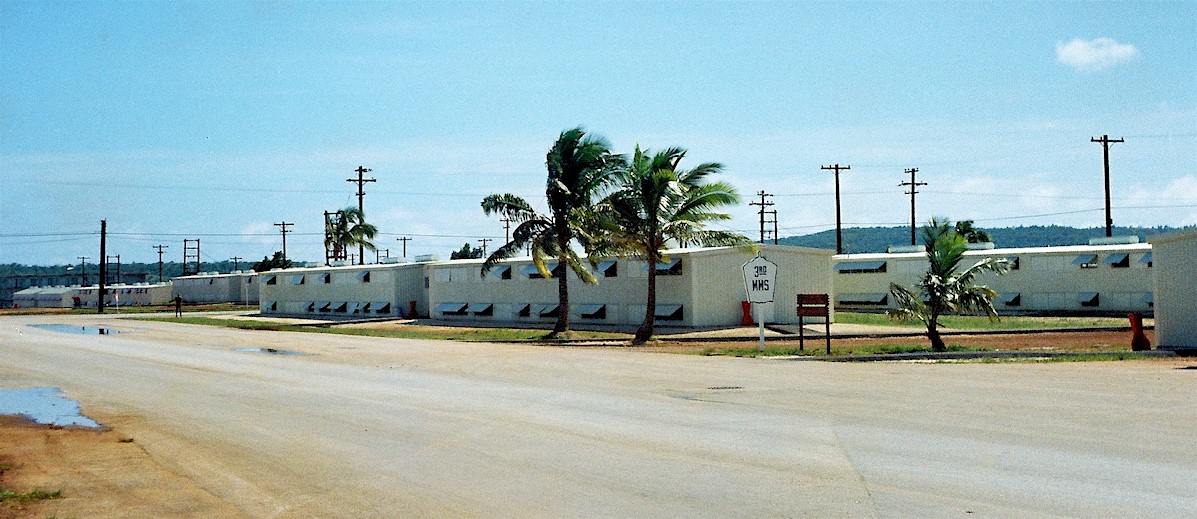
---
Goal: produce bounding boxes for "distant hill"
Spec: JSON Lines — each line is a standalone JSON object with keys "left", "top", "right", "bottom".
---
{"left": 778, "top": 225, "right": 1191, "bottom": 254}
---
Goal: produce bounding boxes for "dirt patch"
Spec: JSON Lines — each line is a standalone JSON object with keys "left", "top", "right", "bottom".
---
{"left": 0, "top": 415, "right": 246, "bottom": 519}
{"left": 636, "top": 329, "right": 1160, "bottom": 355}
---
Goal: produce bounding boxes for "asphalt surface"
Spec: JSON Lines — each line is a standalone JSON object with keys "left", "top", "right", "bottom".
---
{"left": 1, "top": 313, "right": 1194, "bottom": 518}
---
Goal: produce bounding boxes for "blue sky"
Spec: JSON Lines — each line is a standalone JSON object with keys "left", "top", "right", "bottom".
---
{"left": 2, "top": 0, "right": 1194, "bottom": 266}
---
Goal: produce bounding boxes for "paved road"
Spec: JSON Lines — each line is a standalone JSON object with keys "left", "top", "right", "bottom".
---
{"left": 1, "top": 313, "right": 1194, "bottom": 518}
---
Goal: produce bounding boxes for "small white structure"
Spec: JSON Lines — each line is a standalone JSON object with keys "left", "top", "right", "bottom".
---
{"left": 834, "top": 243, "right": 1154, "bottom": 314}
{"left": 11, "top": 286, "right": 78, "bottom": 308}
{"left": 75, "top": 283, "right": 174, "bottom": 307}
{"left": 1148, "top": 229, "right": 1197, "bottom": 350}
{"left": 258, "top": 263, "right": 427, "bottom": 318}
{"left": 172, "top": 271, "right": 260, "bottom": 305}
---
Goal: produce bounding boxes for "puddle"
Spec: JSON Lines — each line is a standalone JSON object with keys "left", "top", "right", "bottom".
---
{"left": 234, "top": 347, "right": 301, "bottom": 356}
{"left": 0, "top": 387, "right": 102, "bottom": 429}
{"left": 29, "top": 323, "right": 118, "bottom": 335}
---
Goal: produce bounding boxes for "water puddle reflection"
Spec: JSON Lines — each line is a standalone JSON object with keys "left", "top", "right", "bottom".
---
{"left": 0, "top": 387, "right": 102, "bottom": 429}
{"left": 29, "top": 324, "right": 118, "bottom": 335}
{"left": 234, "top": 347, "right": 301, "bottom": 356}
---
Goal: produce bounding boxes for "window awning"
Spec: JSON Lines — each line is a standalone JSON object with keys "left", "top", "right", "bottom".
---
{"left": 1072, "top": 254, "right": 1098, "bottom": 265}
{"left": 644, "top": 257, "right": 681, "bottom": 271}
{"left": 332, "top": 301, "right": 348, "bottom": 312}
{"left": 1139, "top": 252, "right": 1153, "bottom": 264}
{"left": 356, "top": 271, "right": 371, "bottom": 281}
{"left": 574, "top": 304, "right": 606, "bottom": 318}
{"left": 264, "top": 275, "right": 276, "bottom": 284}
{"left": 521, "top": 262, "right": 558, "bottom": 276}
{"left": 317, "top": 301, "right": 331, "bottom": 311}
{"left": 538, "top": 304, "right": 561, "bottom": 317}
{"left": 489, "top": 265, "right": 512, "bottom": 278}
{"left": 471, "top": 303, "right": 494, "bottom": 314}
{"left": 596, "top": 259, "right": 617, "bottom": 272}
{"left": 435, "top": 302, "right": 468, "bottom": 313}
{"left": 373, "top": 302, "right": 391, "bottom": 314}
{"left": 835, "top": 261, "right": 887, "bottom": 272}
{"left": 291, "top": 274, "right": 305, "bottom": 285}
{"left": 1103, "top": 253, "right": 1129, "bottom": 264}
{"left": 349, "top": 302, "right": 363, "bottom": 313}
{"left": 837, "top": 293, "right": 889, "bottom": 304}
{"left": 654, "top": 304, "right": 683, "bottom": 318}
{"left": 997, "top": 293, "right": 1021, "bottom": 305}
{"left": 304, "top": 301, "right": 315, "bottom": 311}
{"left": 1076, "top": 293, "right": 1099, "bottom": 304}
{"left": 1142, "top": 293, "right": 1154, "bottom": 304}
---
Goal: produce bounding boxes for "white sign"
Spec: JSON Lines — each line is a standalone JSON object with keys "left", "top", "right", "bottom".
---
{"left": 742, "top": 253, "right": 778, "bottom": 304}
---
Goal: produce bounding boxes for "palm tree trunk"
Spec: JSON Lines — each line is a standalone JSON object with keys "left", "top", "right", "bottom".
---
{"left": 634, "top": 255, "right": 657, "bottom": 345}
{"left": 927, "top": 313, "right": 945, "bottom": 352}
{"left": 552, "top": 258, "right": 570, "bottom": 336}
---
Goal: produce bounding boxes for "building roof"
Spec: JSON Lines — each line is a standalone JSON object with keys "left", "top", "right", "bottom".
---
{"left": 834, "top": 242, "right": 1151, "bottom": 261}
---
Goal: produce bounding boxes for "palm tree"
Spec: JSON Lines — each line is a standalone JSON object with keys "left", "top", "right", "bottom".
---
{"left": 888, "top": 218, "right": 1009, "bottom": 351}
{"left": 595, "top": 145, "right": 752, "bottom": 344}
{"left": 480, "top": 127, "right": 620, "bottom": 337}
{"left": 955, "top": 219, "right": 993, "bottom": 244}
{"left": 324, "top": 207, "right": 377, "bottom": 265}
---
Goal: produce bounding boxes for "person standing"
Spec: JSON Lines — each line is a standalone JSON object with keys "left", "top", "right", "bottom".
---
{"left": 173, "top": 295, "right": 183, "bottom": 317}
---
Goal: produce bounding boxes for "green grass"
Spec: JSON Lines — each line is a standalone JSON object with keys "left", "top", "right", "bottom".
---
{"left": 698, "top": 343, "right": 983, "bottom": 358}
{"left": 835, "top": 311, "right": 1129, "bottom": 330}
{"left": 134, "top": 316, "right": 630, "bottom": 342}
{"left": 0, "top": 487, "right": 63, "bottom": 504}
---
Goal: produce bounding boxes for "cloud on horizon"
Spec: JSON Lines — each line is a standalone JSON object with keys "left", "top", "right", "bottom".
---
{"left": 1056, "top": 37, "right": 1140, "bottom": 72}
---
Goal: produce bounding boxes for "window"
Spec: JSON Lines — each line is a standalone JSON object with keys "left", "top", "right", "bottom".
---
{"left": 265, "top": 301, "right": 277, "bottom": 312}
{"left": 490, "top": 266, "right": 512, "bottom": 280}
{"left": 1077, "top": 293, "right": 1100, "bottom": 307}
{"left": 596, "top": 260, "right": 618, "bottom": 278}
{"left": 1073, "top": 254, "right": 1099, "bottom": 269}
{"left": 516, "top": 304, "right": 531, "bottom": 318}
{"left": 264, "top": 275, "right": 277, "bottom": 285}
{"left": 837, "top": 293, "right": 889, "bottom": 306}
{"left": 998, "top": 293, "right": 1021, "bottom": 307}
{"left": 356, "top": 271, "right": 371, "bottom": 283}
{"left": 1005, "top": 256, "right": 1020, "bottom": 270}
{"left": 373, "top": 302, "right": 391, "bottom": 315}
{"left": 321, "top": 273, "right": 331, "bottom": 284}
{"left": 291, "top": 274, "right": 306, "bottom": 285}
{"left": 332, "top": 302, "right": 349, "bottom": 313}
{"left": 655, "top": 304, "right": 683, "bottom": 321}
{"left": 434, "top": 302, "right": 468, "bottom": 316}
{"left": 835, "top": 261, "right": 888, "bottom": 274}
{"left": 538, "top": 304, "right": 561, "bottom": 318}
{"left": 471, "top": 304, "right": 494, "bottom": 316}
{"left": 317, "top": 301, "right": 332, "bottom": 312}
{"left": 1104, "top": 253, "right": 1130, "bottom": 268}
{"left": 1140, "top": 253, "right": 1153, "bottom": 268}
{"left": 575, "top": 304, "right": 606, "bottom": 319}
{"left": 647, "top": 258, "right": 682, "bottom": 276}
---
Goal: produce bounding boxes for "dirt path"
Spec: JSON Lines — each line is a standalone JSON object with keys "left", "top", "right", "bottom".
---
{"left": 0, "top": 416, "right": 245, "bottom": 519}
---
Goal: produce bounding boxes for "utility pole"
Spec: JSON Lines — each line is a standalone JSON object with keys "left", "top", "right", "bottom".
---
{"left": 152, "top": 245, "right": 168, "bottom": 282}
{"left": 501, "top": 217, "right": 513, "bottom": 244}
{"left": 77, "top": 257, "right": 89, "bottom": 286}
{"left": 347, "top": 165, "right": 376, "bottom": 265}
{"left": 1091, "top": 135, "right": 1125, "bottom": 237}
{"left": 478, "top": 238, "right": 491, "bottom": 256}
{"left": 375, "top": 248, "right": 390, "bottom": 263}
{"left": 749, "top": 191, "right": 775, "bottom": 244}
{"left": 230, "top": 256, "right": 242, "bottom": 271}
{"left": 821, "top": 164, "right": 851, "bottom": 254}
{"left": 767, "top": 210, "right": 778, "bottom": 245}
{"left": 397, "top": 236, "right": 412, "bottom": 258}
{"left": 274, "top": 221, "right": 292, "bottom": 263}
{"left": 900, "top": 168, "right": 927, "bottom": 245}
{"left": 98, "top": 219, "right": 107, "bottom": 314}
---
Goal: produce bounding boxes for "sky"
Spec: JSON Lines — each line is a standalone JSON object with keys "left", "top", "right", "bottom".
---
{"left": 2, "top": 0, "right": 1194, "bottom": 267}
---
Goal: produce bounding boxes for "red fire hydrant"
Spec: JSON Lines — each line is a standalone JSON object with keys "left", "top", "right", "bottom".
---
{"left": 740, "top": 300, "right": 754, "bottom": 326}
{"left": 1128, "top": 312, "right": 1151, "bottom": 351}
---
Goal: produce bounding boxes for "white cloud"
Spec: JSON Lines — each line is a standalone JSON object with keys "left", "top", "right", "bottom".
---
{"left": 1056, "top": 37, "right": 1140, "bottom": 72}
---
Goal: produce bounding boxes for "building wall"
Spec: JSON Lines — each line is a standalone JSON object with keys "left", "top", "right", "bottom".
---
{"left": 1149, "top": 230, "right": 1197, "bottom": 350}
{"left": 172, "top": 272, "right": 261, "bottom": 304}
{"left": 75, "top": 284, "right": 173, "bottom": 307}
{"left": 833, "top": 244, "right": 1154, "bottom": 314}
{"left": 424, "top": 245, "right": 834, "bottom": 328}
{"left": 258, "top": 263, "right": 428, "bottom": 317}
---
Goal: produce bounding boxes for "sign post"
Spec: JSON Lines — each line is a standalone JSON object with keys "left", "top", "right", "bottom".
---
{"left": 742, "top": 252, "right": 779, "bottom": 352}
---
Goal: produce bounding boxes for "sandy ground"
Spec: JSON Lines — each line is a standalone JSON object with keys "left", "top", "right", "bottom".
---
{"left": 639, "top": 329, "right": 1159, "bottom": 354}
{"left": 0, "top": 313, "right": 1192, "bottom": 516}
{"left": 0, "top": 416, "right": 245, "bottom": 519}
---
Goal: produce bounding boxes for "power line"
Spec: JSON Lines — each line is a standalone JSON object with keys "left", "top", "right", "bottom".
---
{"left": 899, "top": 168, "right": 927, "bottom": 245}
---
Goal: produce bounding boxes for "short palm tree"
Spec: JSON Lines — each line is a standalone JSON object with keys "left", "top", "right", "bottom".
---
{"left": 480, "top": 127, "right": 620, "bottom": 337}
{"left": 595, "top": 145, "right": 752, "bottom": 344}
{"left": 324, "top": 207, "right": 377, "bottom": 265}
{"left": 888, "top": 218, "right": 1009, "bottom": 351}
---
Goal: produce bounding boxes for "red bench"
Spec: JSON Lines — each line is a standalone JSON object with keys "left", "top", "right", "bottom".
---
{"left": 796, "top": 294, "right": 831, "bottom": 354}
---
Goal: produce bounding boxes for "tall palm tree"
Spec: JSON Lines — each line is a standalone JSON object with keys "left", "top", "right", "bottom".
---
{"left": 595, "top": 145, "right": 751, "bottom": 344}
{"left": 888, "top": 218, "right": 1009, "bottom": 351}
{"left": 324, "top": 207, "right": 377, "bottom": 265}
{"left": 480, "top": 127, "right": 620, "bottom": 337}
{"left": 955, "top": 219, "right": 993, "bottom": 244}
